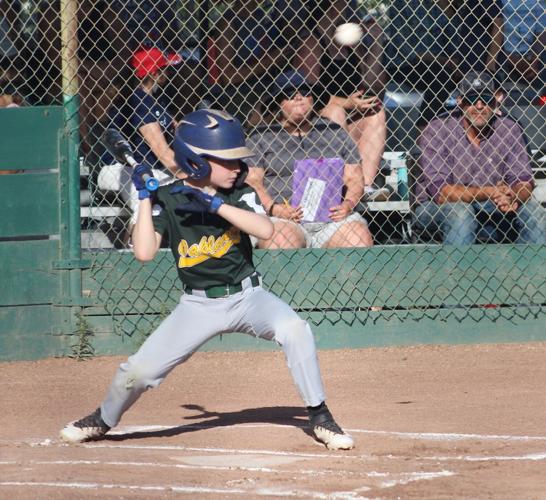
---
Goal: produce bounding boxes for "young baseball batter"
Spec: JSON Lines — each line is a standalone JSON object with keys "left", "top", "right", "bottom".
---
{"left": 60, "top": 109, "right": 354, "bottom": 450}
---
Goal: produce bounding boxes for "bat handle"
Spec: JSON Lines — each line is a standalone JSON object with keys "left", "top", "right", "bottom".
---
{"left": 143, "top": 174, "right": 159, "bottom": 192}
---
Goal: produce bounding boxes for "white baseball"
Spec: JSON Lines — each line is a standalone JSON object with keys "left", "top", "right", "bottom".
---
{"left": 334, "top": 23, "right": 363, "bottom": 47}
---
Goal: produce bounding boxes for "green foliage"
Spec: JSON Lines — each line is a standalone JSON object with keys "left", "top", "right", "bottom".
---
{"left": 70, "top": 313, "right": 95, "bottom": 361}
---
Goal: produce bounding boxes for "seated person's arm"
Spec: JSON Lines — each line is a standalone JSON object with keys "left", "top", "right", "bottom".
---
{"left": 327, "top": 92, "right": 380, "bottom": 112}
{"left": 328, "top": 162, "right": 364, "bottom": 222}
{"left": 342, "top": 162, "right": 364, "bottom": 209}
{"left": 438, "top": 181, "right": 534, "bottom": 208}
{"left": 139, "top": 122, "right": 178, "bottom": 175}
{"left": 246, "top": 166, "right": 275, "bottom": 213}
{"left": 246, "top": 166, "right": 301, "bottom": 220}
{"left": 512, "top": 181, "right": 534, "bottom": 203}
{"left": 438, "top": 184, "right": 497, "bottom": 204}
{"left": 419, "top": 123, "right": 459, "bottom": 204}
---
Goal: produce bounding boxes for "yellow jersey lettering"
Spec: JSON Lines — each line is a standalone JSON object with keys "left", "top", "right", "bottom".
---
{"left": 177, "top": 228, "right": 241, "bottom": 268}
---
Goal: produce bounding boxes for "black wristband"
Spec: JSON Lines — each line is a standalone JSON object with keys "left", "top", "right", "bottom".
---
{"left": 267, "top": 202, "right": 277, "bottom": 216}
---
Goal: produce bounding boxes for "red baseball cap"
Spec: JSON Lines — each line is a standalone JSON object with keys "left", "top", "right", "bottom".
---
{"left": 131, "top": 47, "right": 183, "bottom": 79}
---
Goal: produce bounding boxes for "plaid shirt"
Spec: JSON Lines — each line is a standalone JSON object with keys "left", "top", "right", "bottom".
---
{"left": 416, "top": 114, "right": 533, "bottom": 204}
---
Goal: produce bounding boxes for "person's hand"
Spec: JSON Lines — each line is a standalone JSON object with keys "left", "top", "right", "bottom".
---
{"left": 491, "top": 183, "right": 519, "bottom": 213}
{"left": 272, "top": 202, "right": 303, "bottom": 222}
{"left": 171, "top": 185, "right": 224, "bottom": 214}
{"left": 131, "top": 164, "right": 154, "bottom": 200}
{"left": 329, "top": 201, "right": 352, "bottom": 222}
{"left": 347, "top": 91, "right": 381, "bottom": 112}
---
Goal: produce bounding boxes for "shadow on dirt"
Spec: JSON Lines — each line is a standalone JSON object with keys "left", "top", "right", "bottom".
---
{"left": 104, "top": 404, "right": 312, "bottom": 441}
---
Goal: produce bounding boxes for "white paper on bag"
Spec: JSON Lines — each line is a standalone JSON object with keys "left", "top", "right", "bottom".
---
{"left": 300, "top": 177, "right": 326, "bottom": 221}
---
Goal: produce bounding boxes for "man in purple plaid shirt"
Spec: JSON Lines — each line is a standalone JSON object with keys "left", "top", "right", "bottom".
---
{"left": 414, "top": 71, "right": 545, "bottom": 245}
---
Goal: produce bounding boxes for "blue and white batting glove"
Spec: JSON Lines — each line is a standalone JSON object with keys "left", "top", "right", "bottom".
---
{"left": 171, "top": 185, "right": 224, "bottom": 214}
{"left": 131, "top": 164, "right": 154, "bottom": 200}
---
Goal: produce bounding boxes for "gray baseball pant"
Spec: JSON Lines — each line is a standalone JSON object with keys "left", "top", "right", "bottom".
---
{"left": 100, "top": 285, "right": 326, "bottom": 427}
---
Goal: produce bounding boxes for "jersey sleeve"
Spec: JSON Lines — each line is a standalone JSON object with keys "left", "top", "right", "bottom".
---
{"left": 233, "top": 185, "right": 266, "bottom": 215}
{"left": 151, "top": 192, "right": 169, "bottom": 236}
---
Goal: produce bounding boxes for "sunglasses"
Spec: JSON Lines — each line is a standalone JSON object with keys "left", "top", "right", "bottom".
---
{"left": 278, "top": 87, "right": 312, "bottom": 101}
{"left": 461, "top": 93, "right": 496, "bottom": 106}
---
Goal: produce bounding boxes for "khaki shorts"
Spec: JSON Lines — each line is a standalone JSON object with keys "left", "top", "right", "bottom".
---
{"left": 253, "top": 212, "right": 368, "bottom": 248}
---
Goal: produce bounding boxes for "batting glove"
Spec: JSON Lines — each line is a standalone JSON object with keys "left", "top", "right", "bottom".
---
{"left": 171, "top": 185, "right": 224, "bottom": 214}
{"left": 131, "top": 164, "right": 154, "bottom": 200}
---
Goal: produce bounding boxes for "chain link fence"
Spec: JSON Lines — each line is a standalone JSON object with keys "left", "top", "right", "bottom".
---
{"left": 1, "top": 1, "right": 544, "bottom": 340}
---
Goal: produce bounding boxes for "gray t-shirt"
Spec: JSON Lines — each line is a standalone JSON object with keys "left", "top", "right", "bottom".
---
{"left": 247, "top": 118, "right": 360, "bottom": 202}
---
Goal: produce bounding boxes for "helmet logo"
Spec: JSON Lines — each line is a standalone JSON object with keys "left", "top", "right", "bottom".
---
{"left": 207, "top": 109, "right": 234, "bottom": 121}
{"left": 179, "top": 113, "right": 227, "bottom": 129}
{"left": 204, "top": 115, "right": 219, "bottom": 129}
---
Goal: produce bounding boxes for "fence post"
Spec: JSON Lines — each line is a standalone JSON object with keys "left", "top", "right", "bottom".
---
{"left": 60, "top": 0, "right": 86, "bottom": 320}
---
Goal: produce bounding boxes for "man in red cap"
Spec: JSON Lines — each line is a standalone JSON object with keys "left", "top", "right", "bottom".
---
{"left": 104, "top": 46, "right": 183, "bottom": 233}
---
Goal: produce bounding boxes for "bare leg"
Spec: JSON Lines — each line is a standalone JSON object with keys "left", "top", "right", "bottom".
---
{"left": 258, "top": 221, "right": 306, "bottom": 249}
{"left": 321, "top": 104, "right": 386, "bottom": 188}
{"left": 323, "top": 221, "right": 373, "bottom": 248}
{"left": 348, "top": 108, "right": 386, "bottom": 187}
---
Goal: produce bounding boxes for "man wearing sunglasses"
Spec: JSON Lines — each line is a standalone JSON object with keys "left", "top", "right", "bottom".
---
{"left": 413, "top": 71, "right": 545, "bottom": 245}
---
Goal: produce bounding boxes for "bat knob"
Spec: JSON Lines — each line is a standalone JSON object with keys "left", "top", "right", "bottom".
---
{"left": 145, "top": 177, "right": 160, "bottom": 191}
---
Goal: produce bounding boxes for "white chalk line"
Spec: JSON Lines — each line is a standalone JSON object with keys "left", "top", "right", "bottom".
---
{"left": 422, "top": 452, "right": 546, "bottom": 462}
{"left": 31, "top": 459, "right": 336, "bottom": 476}
{"left": 0, "top": 468, "right": 457, "bottom": 496}
{"left": 15, "top": 423, "right": 546, "bottom": 450}
{"left": 89, "top": 422, "right": 546, "bottom": 445}
{"left": 34, "top": 459, "right": 456, "bottom": 485}
{"left": 82, "top": 443, "right": 546, "bottom": 464}
{"left": 85, "top": 442, "right": 366, "bottom": 460}
{"left": 372, "top": 470, "right": 456, "bottom": 489}
{"left": 0, "top": 457, "right": 459, "bottom": 495}
{"left": 108, "top": 423, "right": 546, "bottom": 443}
{"left": 0, "top": 481, "right": 373, "bottom": 498}
{"left": 349, "top": 429, "right": 546, "bottom": 443}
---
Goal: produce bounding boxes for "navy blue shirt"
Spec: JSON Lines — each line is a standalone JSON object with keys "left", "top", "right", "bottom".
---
{"left": 106, "top": 87, "right": 175, "bottom": 170}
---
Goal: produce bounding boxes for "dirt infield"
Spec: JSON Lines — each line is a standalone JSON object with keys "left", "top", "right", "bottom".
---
{"left": 2, "top": 342, "right": 546, "bottom": 499}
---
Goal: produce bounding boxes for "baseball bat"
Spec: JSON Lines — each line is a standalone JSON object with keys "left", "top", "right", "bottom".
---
{"left": 102, "top": 128, "right": 159, "bottom": 191}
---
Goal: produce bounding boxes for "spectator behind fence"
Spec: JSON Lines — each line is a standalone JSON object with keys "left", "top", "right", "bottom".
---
{"left": 0, "top": 82, "right": 22, "bottom": 108}
{"left": 414, "top": 71, "right": 546, "bottom": 245}
{"left": 500, "top": 0, "right": 546, "bottom": 87}
{"left": 386, "top": 0, "right": 461, "bottom": 127}
{"left": 0, "top": 1, "right": 31, "bottom": 102}
{"left": 0, "top": 78, "right": 22, "bottom": 175}
{"left": 455, "top": 0, "right": 503, "bottom": 75}
{"left": 271, "top": 0, "right": 386, "bottom": 191}
{"left": 246, "top": 71, "right": 373, "bottom": 249}
{"left": 209, "top": 0, "right": 286, "bottom": 126}
{"left": 103, "top": 46, "right": 184, "bottom": 229}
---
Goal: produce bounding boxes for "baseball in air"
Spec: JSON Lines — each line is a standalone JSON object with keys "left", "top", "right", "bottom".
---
{"left": 334, "top": 23, "right": 363, "bottom": 46}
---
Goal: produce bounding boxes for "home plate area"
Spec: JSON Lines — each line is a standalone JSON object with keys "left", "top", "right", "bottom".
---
{"left": 2, "top": 422, "right": 546, "bottom": 499}
{"left": 2, "top": 345, "right": 546, "bottom": 497}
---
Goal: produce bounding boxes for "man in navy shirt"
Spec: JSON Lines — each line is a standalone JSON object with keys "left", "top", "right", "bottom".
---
{"left": 105, "top": 46, "right": 183, "bottom": 228}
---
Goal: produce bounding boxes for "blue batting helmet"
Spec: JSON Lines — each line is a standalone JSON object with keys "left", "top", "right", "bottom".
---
{"left": 173, "top": 109, "right": 254, "bottom": 180}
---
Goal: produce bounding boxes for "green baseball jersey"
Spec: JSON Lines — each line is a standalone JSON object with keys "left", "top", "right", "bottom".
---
{"left": 151, "top": 180, "right": 265, "bottom": 289}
